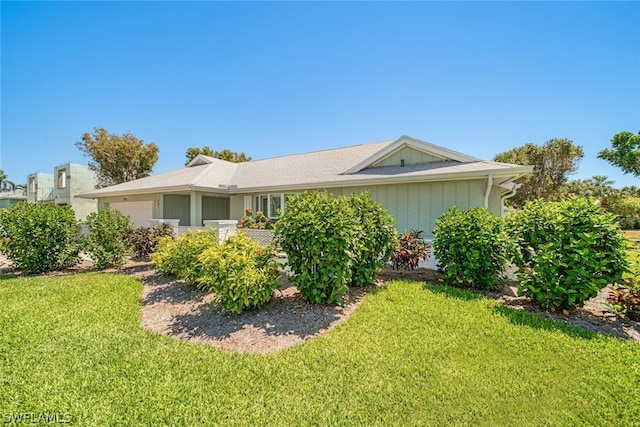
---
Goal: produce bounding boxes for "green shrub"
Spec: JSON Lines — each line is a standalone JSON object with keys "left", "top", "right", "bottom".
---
{"left": 390, "top": 230, "right": 430, "bottom": 270}
{"left": 508, "top": 197, "right": 628, "bottom": 310}
{"left": 126, "top": 223, "right": 175, "bottom": 259}
{"left": 150, "top": 229, "right": 218, "bottom": 285}
{"left": 197, "top": 231, "right": 280, "bottom": 313}
{"left": 347, "top": 192, "right": 397, "bottom": 286}
{"left": 84, "top": 208, "right": 133, "bottom": 268}
{"left": 433, "top": 207, "right": 512, "bottom": 290}
{"left": 275, "top": 191, "right": 354, "bottom": 304}
{"left": 0, "top": 203, "right": 81, "bottom": 273}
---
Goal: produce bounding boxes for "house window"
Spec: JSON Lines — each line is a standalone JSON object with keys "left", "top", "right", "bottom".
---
{"left": 57, "top": 170, "right": 67, "bottom": 189}
{"left": 28, "top": 177, "right": 36, "bottom": 194}
{"left": 253, "top": 193, "right": 296, "bottom": 219}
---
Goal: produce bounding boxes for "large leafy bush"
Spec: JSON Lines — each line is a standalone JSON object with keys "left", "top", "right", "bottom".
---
{"left": 508, "top": 197, "right": 628, "bottom": 310}
{"left": 433, "top": 207, "right": 512, "bottom": 290}
{"left": 84, "top": 208, "right": 133, "bottom": 268}
{"left": 150, "top": 229, "right": 218, "bottom": 284}
{"left": 275, "top": 191, "right": 354, "bottom": 304}
{"left": 0, "top": 203, "right": 81, "bottom": 273}
{"left": 197, "top": 231, "right": 280, "bottom": 313}
{"left": 275, "top": 191, "right": 396, "bottom": 304}
{"left": 347, "top": 192, "right": 397, "bottom": 287}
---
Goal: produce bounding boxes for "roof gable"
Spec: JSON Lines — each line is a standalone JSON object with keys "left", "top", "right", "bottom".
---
{"left": 344, "top": 135, "right": 480, "bottom": 174}
{"left": 187, "top": 154, "right": 218, "bottom": 167}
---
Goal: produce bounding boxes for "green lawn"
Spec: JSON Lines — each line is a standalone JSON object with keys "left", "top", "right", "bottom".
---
{"left": 1, "top": 273, "right": 639, "bottom": 426}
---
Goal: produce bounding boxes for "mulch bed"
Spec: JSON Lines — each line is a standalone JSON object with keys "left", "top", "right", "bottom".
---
{"left": 1, "top": 255, "right": 638, "bottom": 353}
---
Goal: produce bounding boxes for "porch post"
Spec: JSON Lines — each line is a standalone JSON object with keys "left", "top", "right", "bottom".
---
{"left": 190, "top": 191, "right": 202, "bottom": 227}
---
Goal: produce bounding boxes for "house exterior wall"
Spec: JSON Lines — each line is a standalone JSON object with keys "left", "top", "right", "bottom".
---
{"left": 163, "top": 194, "right": 190, "bottom": 226}
{"left": 26, "top": 172, "right": 54, "bottom": 203}
{"left": 230, "top": 195, "right": 245, "bottom": 221}
{"left": 331, "top": 180, "right": 496, "bottom": 238}
{"left": 0, "top": 198, "right": 25, "bottom": 208}
{"left": 202, "top": 196, "right": 230, "bottom": 221}
{"left": 228, "top": 179, "right": 502, "bottom": 239}
{"left": 53, "top": 163, "right": 98, "bottom": 220}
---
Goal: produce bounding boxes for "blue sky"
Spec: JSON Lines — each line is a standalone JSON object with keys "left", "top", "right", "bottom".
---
{"left": 1, "top": 1, "right": 639, "bottom": 188}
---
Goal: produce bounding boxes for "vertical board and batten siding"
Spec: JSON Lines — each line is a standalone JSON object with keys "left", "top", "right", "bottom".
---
{"left": 371, "top": 147, "right": 443, "bottom": 167}
{"left": 202, "top": 196, "right": 230, "bottom": 221}
{"left": 163, "top": 194, "right": 190, "bottom": 226}
{"left": 333, "top": 179, "right": 499, "bottom": 238}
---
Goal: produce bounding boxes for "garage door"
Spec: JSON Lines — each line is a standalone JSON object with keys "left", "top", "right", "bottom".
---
{"left": 109, "top": 201, "right": 154, "bottom": 228}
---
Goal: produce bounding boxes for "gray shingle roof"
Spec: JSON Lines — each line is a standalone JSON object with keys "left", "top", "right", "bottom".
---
{"left": 78, "top": 136, "right": 532, "bottom": 198}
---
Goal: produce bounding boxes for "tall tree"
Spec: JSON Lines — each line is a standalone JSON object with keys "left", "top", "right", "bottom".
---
{"left": 495, "top": 138, "right": 584, "bottom": 207}
{"left": 76, "top": 128, "right": 159, "bottom": 188}
{"left": 598, "top": 131, "right": 640, "bottom": 177}
{"left": 185, "top": 146, "right": 251, "bottom": 165}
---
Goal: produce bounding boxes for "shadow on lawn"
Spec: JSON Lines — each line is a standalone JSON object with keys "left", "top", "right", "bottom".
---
{"left": 422, "top": 281, "right": 640, "bottom": 342}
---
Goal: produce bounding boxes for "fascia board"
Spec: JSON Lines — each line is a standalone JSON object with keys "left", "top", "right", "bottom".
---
{"left": 229, "top": 166, "right": 534, "bottom": 195}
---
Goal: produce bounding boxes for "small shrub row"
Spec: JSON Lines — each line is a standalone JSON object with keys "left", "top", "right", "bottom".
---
{"left": 151, "top": 229, "right": 219, "bottom": 285}
{"left": 0, "top": 203, "right": 182, "bottom": 273}
{"left": 151, "top": 229, "right": 280, "bottom": 313}
{"left": 433, "top": 198, "right": 628, "bottom": 311}
{"left": 275, "top": 191, "right": 396, "bottom": 305}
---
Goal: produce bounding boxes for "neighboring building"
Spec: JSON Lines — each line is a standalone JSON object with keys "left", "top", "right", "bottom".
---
{"left": 77, "top": 135, "right": 533, "bottom": 237}
{"left": 0, "top": 192, "right": 27, "bottom": 209}
{"left": 27, "top": 163, "right": 98, "bottom": 220}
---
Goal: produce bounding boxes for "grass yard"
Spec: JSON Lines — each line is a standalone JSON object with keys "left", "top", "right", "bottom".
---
{"left": 1, "top": 272, "right": 639, "bottom": 426}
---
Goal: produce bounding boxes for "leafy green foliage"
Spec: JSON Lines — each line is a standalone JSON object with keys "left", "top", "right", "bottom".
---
{"left": 126, "top": 223, "right": 175, "bottom": 259}
{"left": 275, "top": 191, "right": 353, "bottom": 304}
{"left": 494, "top": 138, "right": 584, "bottom": 207}
{"left": 347, "top": 192, "right": 397, "bottom": 286}
{"left": 84, "top": 208, "right": 133, "bottom": 268}
{"left": 390, "top": 230, "right": 430, "bottom": 270}
{"left": 508, "top": 198, "right": 628, "bottom": 310}
{"left": 0, "top": 203, "right": 81, "bottom": 273}
{"left": 433, "top": 207, "right": 512, "bottom": 290}
{"left": 275, "top": 191, "right": 395, "bottom": 302}
{"left": 197, "top": 231, "right": 280, "bottom": 313}
{"left": 75, "top": 127, "right": 159, "bottom": 188}
{"left": 598, "top": 130, "right": 640, "bottom": 177}
{"left": 150, "top": 229, "right": 218, "bottom": 284}
{"left": 184, "top": 146, "right": 251, "bottom": 165}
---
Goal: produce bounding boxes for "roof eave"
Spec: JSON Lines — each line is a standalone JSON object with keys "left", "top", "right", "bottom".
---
{"left": 231, "top": 166, "right": 534, "bottom": 194}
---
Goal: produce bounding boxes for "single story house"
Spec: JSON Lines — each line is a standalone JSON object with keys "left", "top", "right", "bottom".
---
{"left": 0, "top": 191, "right": 27, "bottom": 209}
{"left": 77, "top": 135, "right": 533, "bottom": 238}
